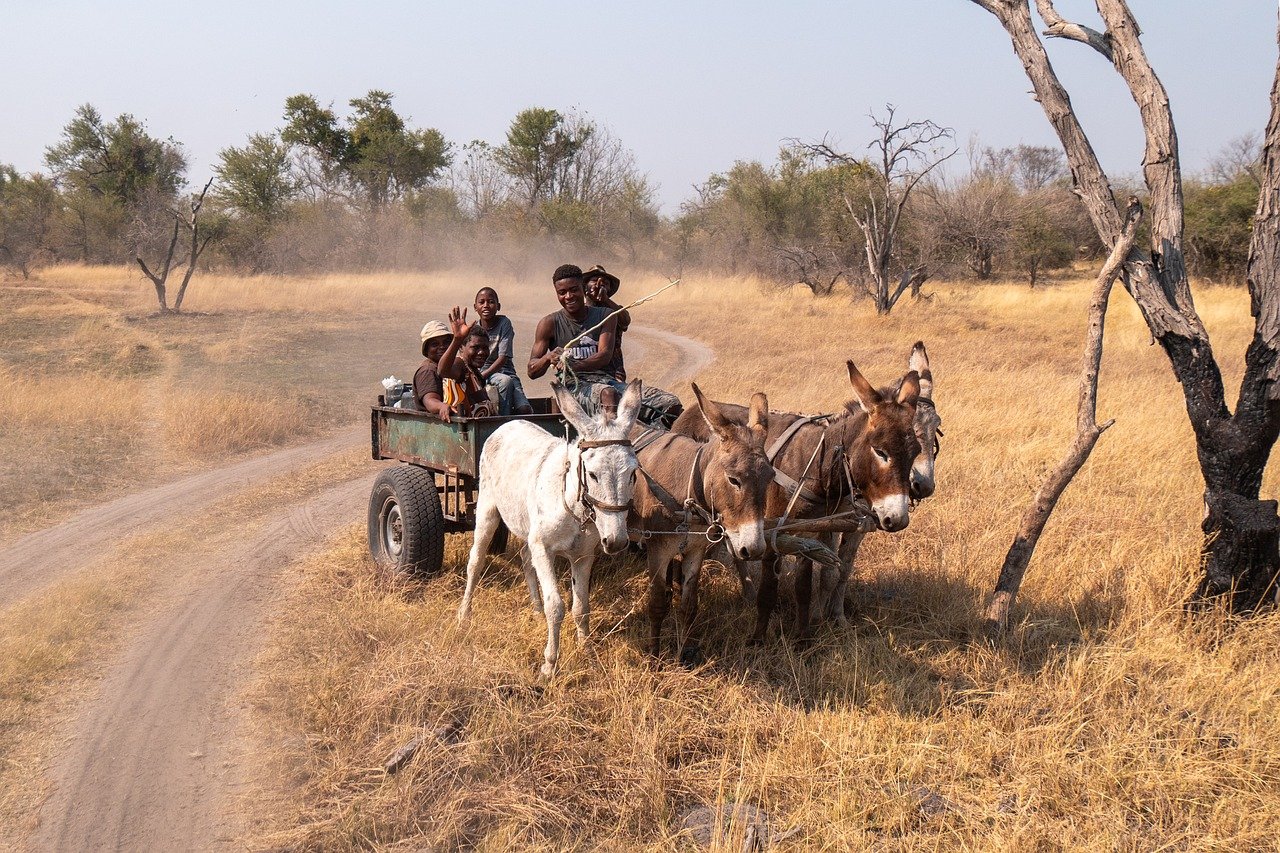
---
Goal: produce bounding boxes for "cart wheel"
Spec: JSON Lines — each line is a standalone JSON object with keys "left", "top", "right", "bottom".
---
{"left": 368, "top": 465, "right": 445, "bottom": 577}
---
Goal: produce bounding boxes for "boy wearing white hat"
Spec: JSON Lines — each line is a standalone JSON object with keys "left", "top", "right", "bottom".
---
{"left": 414, "top": 319, "right": 455, "bottom": 420}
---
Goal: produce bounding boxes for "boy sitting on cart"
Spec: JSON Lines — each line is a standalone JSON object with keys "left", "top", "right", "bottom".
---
{"left": 414, "top": 311, "right": 494, "bottom": 421}
{"left": 527, "top": 264, "right": 624, "bottom": 418}
{"left": 473, "top": 286, "right": 534, "bottom": 415}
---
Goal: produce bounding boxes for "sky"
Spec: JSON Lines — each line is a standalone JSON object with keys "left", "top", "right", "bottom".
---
{"left": 1, "top": 1, "right": 1274, "bottom": 213}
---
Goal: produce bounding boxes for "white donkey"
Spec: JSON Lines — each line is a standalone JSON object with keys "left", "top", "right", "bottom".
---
{"left": 459, "top": 380, "right": 643, "bottom": 679}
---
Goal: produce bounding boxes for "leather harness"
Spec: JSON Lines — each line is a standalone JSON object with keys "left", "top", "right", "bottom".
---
{"left": 567, "top": 438, "right": 635, "bottom": 525}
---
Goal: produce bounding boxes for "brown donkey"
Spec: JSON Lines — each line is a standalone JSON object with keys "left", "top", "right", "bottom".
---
{"left": 630, "top": 385, "right": 774, "bottom": 664}
{"left": 670, "top": 359, "right": 921, "bottom": 645}
{"left": 820, "top": 341, "right": 942, "bottom": 625}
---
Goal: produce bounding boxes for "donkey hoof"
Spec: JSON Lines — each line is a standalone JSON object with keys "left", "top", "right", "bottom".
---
{"left": 679, "top": 641, "right": 703, "bottom": 668}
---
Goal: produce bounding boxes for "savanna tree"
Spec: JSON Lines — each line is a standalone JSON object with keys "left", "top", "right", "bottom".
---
{"left": 134, "top": 178, "right": 218, "bottom": 314}
{"left": 44, "top": 104, "right": 186, "bottom": 262}
{"left": 282, "top": 91, "right": 451, "bottom": 208}
{"left": 0, "top": 166, "right": 59, "bottom": 278}
{"left": 214, "top": 133, "right": 300, "bottom": 224}
{"left": 964, "top": 0, "right": 1280, "bottom": 629}
{"left": 802, "top": 105, "right": 957, "bottom": 313}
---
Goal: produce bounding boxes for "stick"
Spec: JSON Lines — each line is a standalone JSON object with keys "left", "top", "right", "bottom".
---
{"left": 983, "top": 197, "right": 1143, "bottom": 639}
{"left": 559, "top": 277, "right": 682, "bottom": 355}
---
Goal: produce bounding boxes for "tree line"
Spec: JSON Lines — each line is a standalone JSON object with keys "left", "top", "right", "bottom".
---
{"left": 0, "top": 92, "right": 1262, "bottom": 303}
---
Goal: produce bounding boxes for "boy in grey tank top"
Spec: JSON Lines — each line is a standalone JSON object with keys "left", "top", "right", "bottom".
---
{"left": 528, "top": 264, "right": 624, "bottom": 416}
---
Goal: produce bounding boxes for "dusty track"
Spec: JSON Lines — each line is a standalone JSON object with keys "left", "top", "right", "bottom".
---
{"left": 0, "top": 427, "right": 364, "bottom": 610}
{"left": 13, "top": 322, "right": 711, "bottom": 852}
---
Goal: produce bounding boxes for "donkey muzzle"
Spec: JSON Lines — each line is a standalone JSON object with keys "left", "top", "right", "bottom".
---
{"left": 910, "top": 470, "right": 935, "bottom": 501}
{"left": 872, "top": 493, "right": 911, "bottom": 532}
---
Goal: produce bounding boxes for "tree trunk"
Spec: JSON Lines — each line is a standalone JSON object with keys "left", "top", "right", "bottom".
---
{"left": 969, "top": 0, "right": 1280, "bottom": 614}
{"left": 985, "top": 198, "right": 1140, "bottom": 635}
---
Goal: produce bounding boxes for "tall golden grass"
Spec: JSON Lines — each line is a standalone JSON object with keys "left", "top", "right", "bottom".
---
{"left": 247, "top": 273, "right": 1280, "bottom": 850}
{"left": 161, "top": 390, "right": 313, "bottom": 456}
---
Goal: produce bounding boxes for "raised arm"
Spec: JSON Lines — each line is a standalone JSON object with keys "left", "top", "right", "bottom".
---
{"left": 437, "top": 306, "right": 471, "bottom": 381}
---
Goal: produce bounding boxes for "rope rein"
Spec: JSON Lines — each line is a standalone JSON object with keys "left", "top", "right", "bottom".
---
{"left": 554, "top": 277, "right": 682, "bottom": 388}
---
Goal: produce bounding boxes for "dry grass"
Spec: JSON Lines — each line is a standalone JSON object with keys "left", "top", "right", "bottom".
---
{"left": 247, "top": 274, "right": 1280, "bottom": 850}
{"left": 0, "top": 264, "right": 506, "bottom": 541}
{"left": 162, "top": 390, "right": 315, "bottom": 456}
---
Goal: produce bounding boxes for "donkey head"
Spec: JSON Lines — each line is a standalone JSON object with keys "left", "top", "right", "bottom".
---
{"left": 841, "top": 360, "right": 921, "bottom": 533}
{"left": 693, "top": 384, "right": 774, "bottom": 561}
{"left": 552, "top": 380, "right": 643, "bottom": 554}
{"left": 907, "top": 341, "right": 941, "bottom": 501}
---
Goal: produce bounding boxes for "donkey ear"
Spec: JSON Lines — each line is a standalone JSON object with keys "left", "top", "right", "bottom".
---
{"left": 748, "top": 392, "right": 769, "bottom": 446}
{"left": 692, "top": 383, "right": 730, "bottom": 433}
{"left": 896, "top": 370, "right": 921, "bottom": 408}
{"left": 552, "top": 382, "right": 594, "bottom": 435}
{"left": 845, "top": 360, "right": 881, "bottom": 415}
{"left": 909, "top": 341, "right": 933, "bottom": 400}
{"left": 615, "top": 379, "right": 644, "bottom": 432}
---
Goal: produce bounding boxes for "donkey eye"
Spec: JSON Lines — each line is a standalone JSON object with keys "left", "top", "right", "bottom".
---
{"left": 630, "top": 471, "right": 637, "bottom": 484}
{"left": 873, "top": 448, "right": 890, "bottom": 464}
{"left": 589, "top": 472, "right": 598, "bottom": 481}
{"left": 728, "top": 476, "right": 742, "bottom": 489}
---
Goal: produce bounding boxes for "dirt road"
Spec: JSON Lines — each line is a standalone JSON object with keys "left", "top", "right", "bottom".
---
{"left": 12, "top": 323, "right": 711, "bottom": 852}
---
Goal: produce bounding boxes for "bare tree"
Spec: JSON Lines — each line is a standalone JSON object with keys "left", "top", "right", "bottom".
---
{"left": 966, "top": 0, "right": 1280, "bottom": 630}
{"left": 802, "top": 105, "right": 957, "bottom": 314}
{"left": 136, "top": 178, "right": 216, "bottom": 314}
{"left": 1208, "top": 132, "right": 1262, "bottom": 188}
{"left": 774, "top": 245, "right": 844, "bottom": 295}
{"left": 451, "top": 141, "right": 510, "bottom": 219}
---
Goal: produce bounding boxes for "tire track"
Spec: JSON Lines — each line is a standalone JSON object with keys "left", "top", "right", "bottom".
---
{"left": 32, "top": 476, "right": 375, "bottom": 852}
{"left": 24, "top": 319, "right": 712, "bottom": 852}
{"left": 0, "top": 427, "right": 365, "bottom": 610}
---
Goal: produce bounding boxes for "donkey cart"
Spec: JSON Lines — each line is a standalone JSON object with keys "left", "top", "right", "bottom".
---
{"left": 368, "top": 397, "right": 571, "bottom": 576}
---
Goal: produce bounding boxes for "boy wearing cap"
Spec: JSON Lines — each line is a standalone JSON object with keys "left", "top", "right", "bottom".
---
{"left": 581, "top": 264, "right": 684, "bottom": 427}
{"left": 582, "top": 265, "right": 630, "bottom": 382}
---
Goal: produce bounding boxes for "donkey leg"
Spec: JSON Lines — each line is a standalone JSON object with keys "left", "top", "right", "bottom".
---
{"left": 751, "top": 551, "right": 779, "bottom": 645}
{"left": 519, "top": 543, "right": 542, "bottom": 613}
{"left": 458, "top": 498, "right": 501, "bottom": 624}
{"left": 676, "top": 548, "right": 706, "bottom": 666}
{"left": 529, "top": 543, "right": 564, "bottom": 680}
{"left": 794, "top": 559, "right": 816, "bottom": 648}
{"left": 569, "top": 553, "right": 596, "bottom": 642}
{"left": 831, "top": 531, "right": 867, "bottom": 627}
{"left": 645, "top": 547, "right": 673, "bottom": 658}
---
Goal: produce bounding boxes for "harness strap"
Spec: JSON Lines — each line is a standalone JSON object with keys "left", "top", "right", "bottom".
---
{"left": 637, "top": 468, "right": 687, "bottom": 515}
{"left": 765, "top": 415, "right": 828, "bottom": 506}
{"left": 765, "top": 415, "right": 817, "bottom": 462}
{"left": 570, "top": 437, "right": 637, "bottom": 522}
{"left": 578, "top": 438, "right": 633, "bottom": 449}
{"left": 630, "top": 426, "right": 667, "bottom": 454}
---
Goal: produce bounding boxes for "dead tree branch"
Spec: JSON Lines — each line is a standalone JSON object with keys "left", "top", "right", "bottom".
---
{"left": 966, "top": 0, "right": 1280, "bottom": 615}
{"left": 136, "top": 217, "right": 181, "bottom": 313}
{"left": 173, "top": 178, "right": 215, "bottom": 312}
{"left": 802, "top": 107, "right": 956, "bottom": 314}
{"left": 985, "top": 197, "right": 1142, "bottom": 636}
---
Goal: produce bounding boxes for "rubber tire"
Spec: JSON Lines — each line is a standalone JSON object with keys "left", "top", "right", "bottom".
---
{"left": 368, "top": 465, "right": 446, "bottom": 577}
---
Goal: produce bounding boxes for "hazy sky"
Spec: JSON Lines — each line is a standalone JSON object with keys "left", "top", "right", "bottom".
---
{"left": 1, "top": 1, "right": 1274, "bottom": 212}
